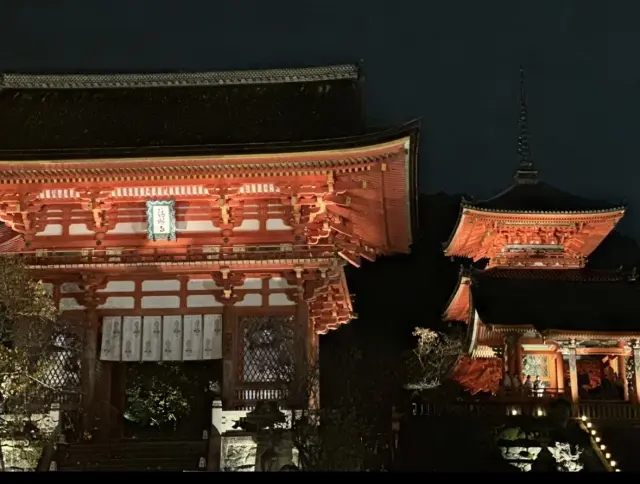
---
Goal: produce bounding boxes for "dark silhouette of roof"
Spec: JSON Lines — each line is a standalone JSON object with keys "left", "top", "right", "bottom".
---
{"left": 462, "top": 181, "right": 624, "bottom": 214}
{"left": 470, "top": 268, "right": 640, "bottom": 332}
{"left": 0, "top": 64, "right": 364, "bottom": 158}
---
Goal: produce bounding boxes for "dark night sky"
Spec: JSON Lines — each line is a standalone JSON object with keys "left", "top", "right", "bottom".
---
{"left": 1, "top": 1, "right": 639, "bottom": 235}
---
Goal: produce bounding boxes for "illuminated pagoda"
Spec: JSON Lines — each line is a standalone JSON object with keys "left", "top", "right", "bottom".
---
{"left": 0, "top": 65, "right": 418, "bottom": 470}
{"left": 442, "top": 69, "right": 640, "bottom": 405}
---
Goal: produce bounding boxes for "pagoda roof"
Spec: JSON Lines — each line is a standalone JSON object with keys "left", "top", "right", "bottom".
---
{"left": 461, "top": 181, "right": 625, "bottom": 214}
{"left": 470, "top": 268, "right": 640, "bottom": 333}
{"left": 0, "top": 64, "right": 365, "bottom": 158}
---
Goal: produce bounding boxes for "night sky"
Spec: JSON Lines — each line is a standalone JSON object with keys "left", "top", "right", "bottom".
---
{"left": 1, "top": 2, "right": 638, "bottom": 234}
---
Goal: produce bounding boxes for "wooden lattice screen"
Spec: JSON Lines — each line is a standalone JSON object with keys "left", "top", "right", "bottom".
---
{"left": 522, "top": 354, "right": 551, "bottom": 384}
{"left": 240, "top": 315, "right": 295, "bottom": 383}
{"left": 234, "top": 315, "right": 295, "bottom": 404}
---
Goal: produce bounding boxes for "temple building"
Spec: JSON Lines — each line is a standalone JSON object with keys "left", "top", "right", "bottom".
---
{"left": 442, "top": 69, "right": 640, "bottom": 407}
{"left": 0, "top": 65, "right": 418, "bottom": 471}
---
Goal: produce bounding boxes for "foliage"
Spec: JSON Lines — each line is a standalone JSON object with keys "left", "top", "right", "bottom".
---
{"left": 451, "top": 355, "right": 502, "bottom": 395}
{"left": 286, "top": 346, "right": 380, "bottom": 471}
{"left": 548, "top": 443, "right": 584, "bottom": 472}
{"left": 405, "top": 327, "right": 464, "bottom": 392}
{"left": 0, "top": 256, "right": 78, "bottom": 471}
{"left": 125, "top": 363, "right": 192, "bottom": 429}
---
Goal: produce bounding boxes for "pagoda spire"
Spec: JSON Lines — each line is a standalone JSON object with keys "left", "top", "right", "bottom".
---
{"left": 514, "top": 66, "right": 539, "bottom": 184}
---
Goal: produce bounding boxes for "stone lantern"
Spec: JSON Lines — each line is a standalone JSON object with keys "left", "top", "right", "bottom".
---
{"left": 234, "top": 401, "right": 293, "bottom": 471}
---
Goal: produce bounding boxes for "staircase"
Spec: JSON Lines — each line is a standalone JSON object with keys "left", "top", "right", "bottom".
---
{"left": 51, "top": 439, "right": 208, "bottom": 471}
{"left": 595, "top": 424, "right": 640, "bottom": 472}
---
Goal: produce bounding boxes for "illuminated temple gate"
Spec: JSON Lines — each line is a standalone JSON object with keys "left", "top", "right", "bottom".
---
{"left": 0, "top": 65, "right": 418, "bottom": 470}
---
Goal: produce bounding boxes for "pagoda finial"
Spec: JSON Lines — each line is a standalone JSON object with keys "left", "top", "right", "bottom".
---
{"left": 514, "top": 66, "right": 539, "bottom": 184}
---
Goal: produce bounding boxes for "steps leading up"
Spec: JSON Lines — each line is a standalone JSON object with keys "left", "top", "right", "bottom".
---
{"left": 53, "top": 439, "right": 208, "bottom": 471}
{"left": 596, "top": 425, "right": 640, "bottom": 472}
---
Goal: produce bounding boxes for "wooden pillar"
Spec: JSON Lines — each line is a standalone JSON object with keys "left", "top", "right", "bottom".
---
{"left": 632, "top": 341, "right": 640, "bottom": 404}
{"left": 294, "top": 300, "right": 310, "bottom": 406}
{"left": 514, "top": 335, "right": 524, "bottom": 380}
{"left": 555, "top": 354, "right": 565, "bottom": 395}
{"left": 309, "top": 332, "right": 320, "bottom": 410}
{"left": 506, "top": 334, "right": 517, "bottom": 376}
{"left": 110, "top": 363, "right": 127, "bottom": 438}
{"left": 95, "top": 361, "right": 113, "bottom": 440}
{"left": 80, "top": 303, "right": 99, "bottom": 436}
{"left": 221, "top": 303, "right": 236, "bottom": 409}
{"left": 568, "top": 342, "right": 579, "bottom": 403}
{"left": 618, "top": 350, "right": 629, "bottom": 402}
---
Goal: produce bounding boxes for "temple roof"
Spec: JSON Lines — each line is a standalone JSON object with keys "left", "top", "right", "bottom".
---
{"left": 470, "top": 268, "right": 640, "bottom": 332}
{"left": 0, "top": 64, "right": 364, "bottom": 158}
{"left": 462, "top": 181, "right": 624, "bottom": 214}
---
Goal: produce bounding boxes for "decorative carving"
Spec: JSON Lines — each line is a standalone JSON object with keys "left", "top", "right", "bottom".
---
{"left": 449, "top": 212, "right": 624, "bottom": 268}
{"left": 0, "top": 192, "right": 43, "bottom": 240}
{"left": 212, "top": 268, "right": 245, "bottom": 303}
{"left": 222, "top": 436, "right": 257, "bottom": 472}
{"left": 77, "top": 274, "right": 108, "bottom": 309}
{"left": 214, "top": 192, "right": 246, "bottom": 230}
{"left": 76, "top": 187, "right": 115, "bottom": 241}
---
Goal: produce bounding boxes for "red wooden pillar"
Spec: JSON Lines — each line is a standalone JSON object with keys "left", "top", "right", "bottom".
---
{"left": 506, "top": 333, "right": 523, "bottom": 383}
{"left": 222, "top": 303, "right": 237, "bottom": 409}
{"left": 555, "top": 354, "right": 565, "bottom": 395}
{"left": 294, "top": 299, "right": 310, "bottom": 406}
{"left": 506, "top": 334, "right": 516, "bottom": 376}
{"left": 568, "top": 343, "right": 579, "bottom": 403}
{"left": 514, "top": 335, "right": 524, "bottom": 380}
{"left": 632, "top": 341, "right": 640, "bottom": 404}
{"left": 80, "top": 303, "right": 99, "bottom": 436}
{"left": 617, "top": 350, "right": 629, "bottom": 402}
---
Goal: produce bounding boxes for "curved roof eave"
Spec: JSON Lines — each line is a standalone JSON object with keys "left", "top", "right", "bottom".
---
{"left": 442, "top": 265, "right": 472, "bottom": 320}
{"left": 0, "top": 120, "right": 420, "bottom": 162}
{"left": 460, "top": 200, "right": 627, "bottom": 216}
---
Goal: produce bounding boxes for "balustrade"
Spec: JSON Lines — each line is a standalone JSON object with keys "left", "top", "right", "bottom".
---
{"left": 233, "top": 387, "right": 289, "bottom": 408}
{"left": 409, "top": 398, "right": 640, "bottom": 422}
{"left": 11, "top": 244, "right": 338, "bottom": 267}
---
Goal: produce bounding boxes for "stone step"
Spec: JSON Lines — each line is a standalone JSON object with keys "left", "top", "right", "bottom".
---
{"left": 63, "top": 444, "right": 206, "bottom": 456}
{"left": 53, "top": 440, "right": 207, "bottom": 472}
{"left": 59, "top": 456, "right": 201, "bottom": 470}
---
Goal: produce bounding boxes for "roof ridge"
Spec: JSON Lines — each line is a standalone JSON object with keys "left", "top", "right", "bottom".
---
{"left": 0, "top": 64, "right": 360, "bottom": 90}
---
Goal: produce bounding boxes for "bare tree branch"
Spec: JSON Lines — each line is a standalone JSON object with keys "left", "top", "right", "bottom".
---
{"left": 405, "top": 327, "right": 464, "bottom": 392}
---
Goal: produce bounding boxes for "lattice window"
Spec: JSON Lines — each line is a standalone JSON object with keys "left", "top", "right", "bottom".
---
{"left": 41, "top": 332, "right": 81, "bottom": 389}
{"left": 523, "top": 354, "right": 549, "bottom": 379}
{"left": 240, "top": 315, "right": 294, "bottom": 383}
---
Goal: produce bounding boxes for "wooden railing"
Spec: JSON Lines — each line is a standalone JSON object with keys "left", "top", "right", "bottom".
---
{"left": 411, "top": 401, "right": 549, "bottom": 419}
{"left": 8, "top": 244, "right": 338, "bottom": 267}
{"left": 410, "top": 399, "right": 640, "bottom": 421}
{"left": 575, "top": 402, "right": 640, "bottom": 421}
{"left": 233, "top": 388, "right": 289, "bottom": 408}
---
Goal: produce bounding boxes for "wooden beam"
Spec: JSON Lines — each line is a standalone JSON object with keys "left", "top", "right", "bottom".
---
{"left": 576, "top": 347, "right": 632, "bottom": 356}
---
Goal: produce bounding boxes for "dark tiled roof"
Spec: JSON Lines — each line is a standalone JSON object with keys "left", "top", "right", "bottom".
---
{"left": 471, "top": 268, "right": 640, "bottom": 332}
{"left": 462, "top": 181, "right": 624, "bottom": 214}
{"left": 0, "top": 65, "right": 364, "bottom": 157}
